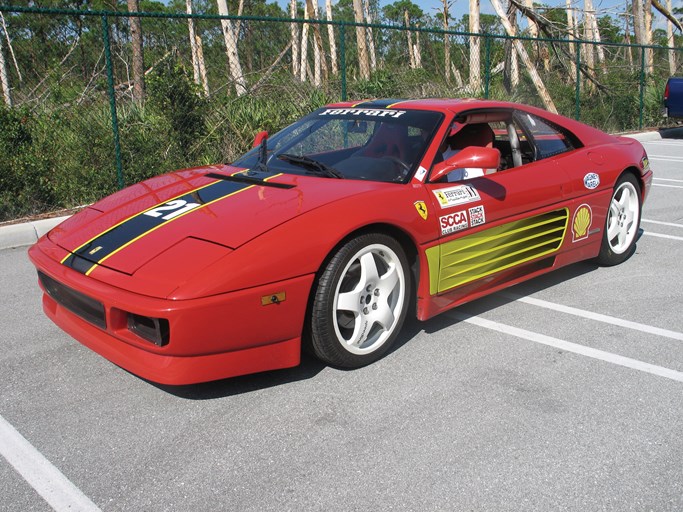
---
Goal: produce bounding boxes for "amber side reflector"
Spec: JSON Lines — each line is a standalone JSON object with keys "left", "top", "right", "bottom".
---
{"left": 261, "top": 292, "right": 286, "bottom": 306}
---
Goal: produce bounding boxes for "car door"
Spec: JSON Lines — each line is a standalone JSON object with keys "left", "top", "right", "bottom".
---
{"left": 423, "top": 110, "right": 575, "bottom": 298}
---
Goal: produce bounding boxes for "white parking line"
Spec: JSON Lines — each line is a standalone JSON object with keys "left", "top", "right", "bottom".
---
{"left": 447, "top": 311, "right": 683, "bottom": 383}
{"left": 643, "top": 232, "right": 683, "bottom": 241}
{"left": 500, "top": 293, "right": 683, "bottom": 341}
{"left": 652, "top": 183, "right": 683, "bottom": 189}
{"left": 647, "top": 154, "right": 683, "bottom": 161}
{"left": 654, "top": 178, "right": 683, "bottom": 183}
{"left": 0, "top": 415, "right": 101, "bottom": 512}
{"left": 642, "top": 219, "right": 683, "bottom": 228}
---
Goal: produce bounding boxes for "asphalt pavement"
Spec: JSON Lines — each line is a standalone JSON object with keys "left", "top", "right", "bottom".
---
{"left": 1, "top": 135, "right": 682, "bottom": 511}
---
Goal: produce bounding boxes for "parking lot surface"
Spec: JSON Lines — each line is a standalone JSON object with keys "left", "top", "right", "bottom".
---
{"left": 1, "top": 138, "right": 682, "bottom": 511}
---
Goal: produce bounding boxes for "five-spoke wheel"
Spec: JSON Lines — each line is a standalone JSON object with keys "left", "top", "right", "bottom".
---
{"left": 309, "top": 233, "right": 411, "bottom": 368}
{"left": 597, "top": 173, "right": 642, "bottom": 266}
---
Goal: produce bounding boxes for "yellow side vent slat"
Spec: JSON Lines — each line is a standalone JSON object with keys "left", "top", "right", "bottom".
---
{"left": 429, "top": 208, "right": 569, "bottom": 294}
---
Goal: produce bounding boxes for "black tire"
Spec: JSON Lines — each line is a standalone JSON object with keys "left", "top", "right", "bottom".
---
{"left": 309, "top": 233, "right": 411, "bottom": 368}
{"left": 597, "top": 173, "right": 642, "bottom": 266}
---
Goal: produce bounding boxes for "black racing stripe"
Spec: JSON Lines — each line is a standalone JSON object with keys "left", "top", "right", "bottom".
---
{"left": 354, "top": 99, "right": 406, "bottom": 108}
{"left": 62, "top": 178, "right": 253, "bottom": 275}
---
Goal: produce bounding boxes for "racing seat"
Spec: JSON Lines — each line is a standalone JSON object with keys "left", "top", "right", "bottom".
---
{"left": 356, "top": 123, "right": 410, "bottom": 161}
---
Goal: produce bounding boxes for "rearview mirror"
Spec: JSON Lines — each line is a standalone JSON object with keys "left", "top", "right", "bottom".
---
{"left": 430, "top": 146, "right": 501, "bottom": 183}
{"left": 252, "top": 130, "right": 268, "bottom": 148}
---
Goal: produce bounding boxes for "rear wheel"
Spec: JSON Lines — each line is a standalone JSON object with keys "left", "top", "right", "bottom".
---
{"left": 309, "top": 233, "right": 410, "bottom": 368}
{"left": 597, "top": 173, "right": 641, "bottom": 266}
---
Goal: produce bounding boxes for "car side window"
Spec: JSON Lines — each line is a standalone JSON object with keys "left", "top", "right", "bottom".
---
{"left": 517, "top": 113, "right": 577, "bottom": 159}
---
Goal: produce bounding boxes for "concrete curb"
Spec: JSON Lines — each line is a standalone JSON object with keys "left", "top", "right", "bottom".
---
{"left": 622, "top": 131, "right": 663, "bottom": 142}
{"left": 0, "top": 130, "right": 665, "bottom": 251}
{"left": 0, "top": 216, "right": 70, "bottom": 251}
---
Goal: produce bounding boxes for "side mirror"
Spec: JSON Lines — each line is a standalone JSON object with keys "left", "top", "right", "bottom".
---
{"left": 430, "top": 146, "right": 501, "bottom": 183}
{"left": 252, "top": 130, "right": 268, "bottom": 148}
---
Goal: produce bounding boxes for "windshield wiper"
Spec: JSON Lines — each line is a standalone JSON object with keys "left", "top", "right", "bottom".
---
{"left": 277, "top": 153, "right": 344, "bottom": 179}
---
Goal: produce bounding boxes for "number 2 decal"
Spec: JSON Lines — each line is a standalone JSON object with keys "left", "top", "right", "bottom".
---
{"left": 144, "top": 199, "right": 201, "bottom": 221}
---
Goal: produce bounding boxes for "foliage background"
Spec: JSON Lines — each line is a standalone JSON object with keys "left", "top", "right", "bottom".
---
{"left": 0, "top": 0, "right": 681, "bottom": 221}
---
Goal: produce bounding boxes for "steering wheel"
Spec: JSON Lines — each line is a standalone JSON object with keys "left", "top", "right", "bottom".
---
{"left": 381, "top": 156, "right": 410, "bottom": 176}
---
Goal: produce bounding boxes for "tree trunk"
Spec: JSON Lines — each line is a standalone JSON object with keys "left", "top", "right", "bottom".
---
{"left": 0, "top": 33, "right": 11, "bottom": 107}
{"left": 326, "top": 0, "right": 338, "bottom": 75}
{"left": 666, "top": 0, "right": 676, "bottom": 75}
{"left": 300, "top": 0, "right": 309, "bottom": 82}
{"left": 505, "top": 0, "right": 519, "bottom": 89}
{"left": 442, "top": 0, "right": 450, "bottom": 82}
{"left": 307, "top": 0, "right": 325, "bottom": 86}
{"left": 414, "top": 26, "right": 422, "bottom": 68}
{"left": 565, "top": 0, "right": 577, "bottom": 83}
{"left": 491, "top": 0, "right": 557, "bottom": 113}
{"left": 469, "top": 0, "right": 481, "bottom": 91}
{"left": 216, "top": 0, "right": 247, "bottom": 95}
{"left": 127, "top": 0, "right": 145, "bottom": 102}
{"left": 404, "top": 10, "right": 415, "bottom": 69}
{"left": 186, "top": 0, "right": 208, "bottom": 96}
{"left": 353, "top": 0, "right": 370, "bottom": 79}
{"left": 623, "top": 12, "right": 634, "bottom": 69}
{"left": 644, "top": 0, "right": 654, "bottom": 74}
{"left": 290, "top": 0, "right": 300, "bottom": 78}
{"left": 363, "top": 0, "right": 377, "bottom": 71}
{"left": 582, "top": 0, "right": 595, "bottom": 82}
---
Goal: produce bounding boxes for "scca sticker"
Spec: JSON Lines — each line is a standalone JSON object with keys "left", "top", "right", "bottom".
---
{"left": 414, "top": 201, "right": 428, "bottom": 220}
{"left": 433, "top": 185, "right": 481, "bottom": 209}
{"left": 318, "top": 108, "right": 406, "bottom": 118}
{"left": 583, "top": 173, "right": 600, "bottom": 190}
{"left": 440, "top": 210, "right": 468, "bottom": 235}
{"left": 572, "top": 204, "right": 593, "bottom": 242}
{"left": 468, "top": 205, "right": 486, "bottom": 227}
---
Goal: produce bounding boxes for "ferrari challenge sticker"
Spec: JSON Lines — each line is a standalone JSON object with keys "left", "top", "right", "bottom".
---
{"left": 583, "top": 172, "right": 600, "bottom": 190}
{"left": 318, "top": 108, "right": 406, "bottom": 118}
{"left": 433, "top": 185, "right": 481, "bottom": 209}
{"left": 440, "top": 210, "right": 469, "bottom": 235}
{"left": 468, "top": 205, "right": 486, "bottom": 227}
{"left": 61, "top": 172, "right": 278, "bottom": 275}
{"left": 572, "top": 204, "right": 593, "bottom": 242}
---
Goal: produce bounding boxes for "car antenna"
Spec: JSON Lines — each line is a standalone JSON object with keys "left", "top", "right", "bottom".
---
{"left": 257, "top": 137, "right": 268, "bottom": 173}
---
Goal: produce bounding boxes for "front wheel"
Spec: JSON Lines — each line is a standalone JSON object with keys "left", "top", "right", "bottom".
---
{"left": 309, "top": 233, "right": 411, "bottom": 368}
{"left": 597, "top": 173, "right": 642, "bottom": 266}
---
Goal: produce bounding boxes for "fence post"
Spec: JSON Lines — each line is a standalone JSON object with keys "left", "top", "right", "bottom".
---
{"left": 340, "top": 23, "right": 346, "bottom": 101}
{"left": 638, "top": 46, "right": 646, "bottom": 130}
{"left": 101, "top": 14, "right": 125, "bottom": 189}
{"left": 574, "top": 41, "right": 581, "bottom": 121}
{"left": 484, "top": 35, "right": 491, "bottom": 99}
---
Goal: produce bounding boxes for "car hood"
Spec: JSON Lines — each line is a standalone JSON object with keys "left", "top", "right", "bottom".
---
{"left": 48, "top": 165, "right": 381, "bottom": 277}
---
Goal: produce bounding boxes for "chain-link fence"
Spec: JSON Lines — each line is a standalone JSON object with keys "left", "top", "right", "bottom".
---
{"left": 1, "top": 5, "right": 681, "bottom": 221}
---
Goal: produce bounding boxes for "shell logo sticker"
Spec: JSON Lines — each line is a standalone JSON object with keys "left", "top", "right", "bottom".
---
{"left": 414, "top": 201, "right": 428, "bottom": 220}
{"left": 572, "top": 204, "right": 593, "bottom": 242}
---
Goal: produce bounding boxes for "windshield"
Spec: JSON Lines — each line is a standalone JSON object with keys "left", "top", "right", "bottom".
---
{"left": 233, "top": 107, "right": 443, "bottom": 183}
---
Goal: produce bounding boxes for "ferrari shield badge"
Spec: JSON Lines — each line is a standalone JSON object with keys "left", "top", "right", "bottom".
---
{"left": 414, "top": 201, "right": 428, "bottom": 220}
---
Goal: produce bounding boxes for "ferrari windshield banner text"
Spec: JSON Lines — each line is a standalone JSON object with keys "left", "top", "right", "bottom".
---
{"left": 318, "top": 108, "right": 406, "bottom": 118}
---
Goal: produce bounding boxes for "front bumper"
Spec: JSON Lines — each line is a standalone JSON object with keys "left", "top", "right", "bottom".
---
{"left": 29, "top": 241, "right": 313, "bottom": 385}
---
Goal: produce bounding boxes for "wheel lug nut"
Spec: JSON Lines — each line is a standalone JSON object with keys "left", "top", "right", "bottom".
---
{"left": 374, "top": 289, "right": 380, "bottom": 296}
{"left": 366, "top": 285, "right": 373, "bottom": 292}
{"left": 363, "top": 307, "right": 369, "bottom": 315}
{"left": 372, "top": 303, "right": 378, "bottom": 310}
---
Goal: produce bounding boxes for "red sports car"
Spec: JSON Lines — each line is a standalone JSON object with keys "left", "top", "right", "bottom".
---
{"left": 29, "top": 99, "right": 653, "bottom": 385}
